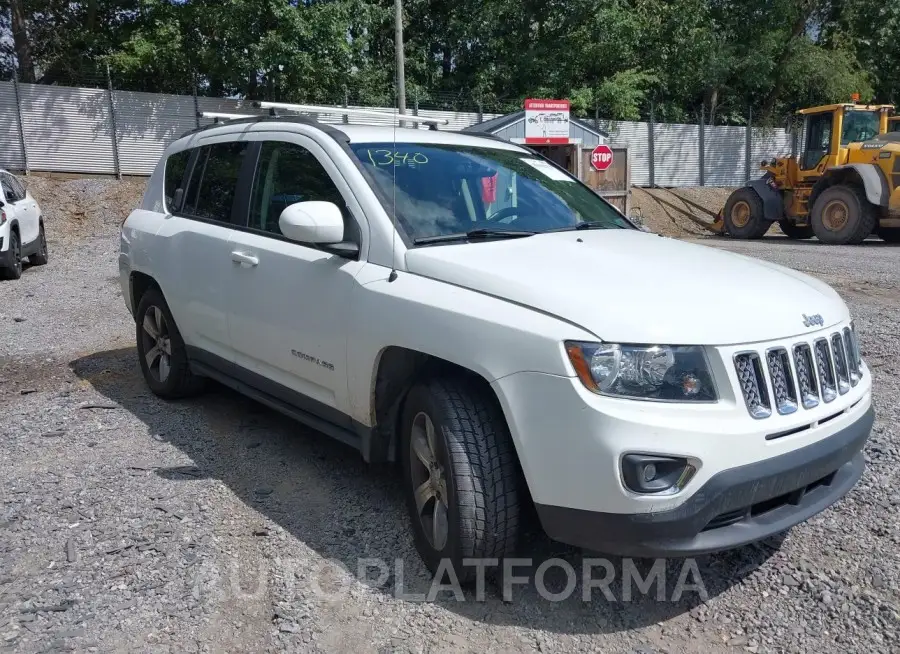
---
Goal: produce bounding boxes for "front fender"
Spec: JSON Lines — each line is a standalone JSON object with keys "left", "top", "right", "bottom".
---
{"left": 747, "top": 177, "right": 784, "bottom": 222}
{"left": 346, "top": 266, "right": 595, "bottom": 427}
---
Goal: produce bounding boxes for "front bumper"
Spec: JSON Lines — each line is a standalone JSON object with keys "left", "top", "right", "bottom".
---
{"left": 534, "top": 405, "right": 873, "bottom": 557}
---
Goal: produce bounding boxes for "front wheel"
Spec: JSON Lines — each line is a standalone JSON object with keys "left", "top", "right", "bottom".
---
{"left": 722, "top": 187, "right": 771, "bottom": 239}
{"left": 810, "top": 185, "right": 876, "bottom": 245}
{"left": 400, "top": 378, "right": 521, "bottom": 584}
{"left": 778, "top": 219, "right": 814, "bottom": 240}
{"left": 1, "top": 231, "right": 22, "bottom": 280}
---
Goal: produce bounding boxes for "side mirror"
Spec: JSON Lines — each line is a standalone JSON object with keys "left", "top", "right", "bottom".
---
{"left": 279, "top": 201, "right": 345, "bottom": 244}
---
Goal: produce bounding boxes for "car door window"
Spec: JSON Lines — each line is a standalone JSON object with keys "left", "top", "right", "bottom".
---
{"left": 248, "top": 141, "right": 357, "bottom": 242}
{"left": 183, "top": 142, "right": 249, "bottom": 223}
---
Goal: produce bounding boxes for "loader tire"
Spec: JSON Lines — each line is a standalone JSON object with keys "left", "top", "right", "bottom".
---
{"left": 723, "top": 187, "right": 770, "bottom": 239}
{"left": 778, "top": 219, "right": 814, "bottom": 240}
{"left": 810, "top": 185, "right": 877, "bottom": 245}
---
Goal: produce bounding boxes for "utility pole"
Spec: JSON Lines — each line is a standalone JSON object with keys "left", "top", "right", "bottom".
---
{"left": 394, "top": 0, "right": 407, "bottom": 125}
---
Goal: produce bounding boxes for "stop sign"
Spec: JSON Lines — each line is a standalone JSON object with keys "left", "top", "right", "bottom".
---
{"left": 590, "top": 144, "right": 614, "bottom": 171}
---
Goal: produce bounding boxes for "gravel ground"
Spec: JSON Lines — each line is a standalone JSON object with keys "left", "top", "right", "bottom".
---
{"left": 0, "top": 180, "right": 898, "bottom": 653}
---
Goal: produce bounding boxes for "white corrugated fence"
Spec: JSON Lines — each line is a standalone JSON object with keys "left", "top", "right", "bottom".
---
{"left": 0, "top": 81, "right": 793, "bottom": 187}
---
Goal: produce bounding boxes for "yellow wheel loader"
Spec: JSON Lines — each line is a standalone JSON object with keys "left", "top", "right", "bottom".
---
{"left": 714, "top": 100, "right": 900, "bottom": 244}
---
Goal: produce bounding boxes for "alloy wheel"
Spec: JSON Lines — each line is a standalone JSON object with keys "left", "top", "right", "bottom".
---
{"left": 141, "top": 305, "right": 173, "bottom": 383}
{"left": 409, "top": 411, "right": 449, "bottom": 551}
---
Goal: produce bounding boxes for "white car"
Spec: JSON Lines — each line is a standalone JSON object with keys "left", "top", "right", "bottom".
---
{"left": 119, "top": 111, "right": 874, "bottom": 577}
{"left": 0, "top": 169, "right": 48, "bottom": 279}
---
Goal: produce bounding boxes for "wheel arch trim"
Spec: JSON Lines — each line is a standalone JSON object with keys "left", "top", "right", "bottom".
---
{"left": 813, "top": 165, "right": 889, "bottom": 208}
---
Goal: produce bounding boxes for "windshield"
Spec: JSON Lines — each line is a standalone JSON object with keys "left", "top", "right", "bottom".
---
{"left": 349, "top": 142, "right": 632, "bottom": 242}
{"left": 841, "top": 111, "right": 879, "bottom": 145}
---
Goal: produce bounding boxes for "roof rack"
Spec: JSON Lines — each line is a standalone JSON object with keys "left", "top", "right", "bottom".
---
{"left": 198, "top": 111, "right": 257, "bottom": 123}
{"left": 252, "top": 101, "right": 449, "bottom": 130}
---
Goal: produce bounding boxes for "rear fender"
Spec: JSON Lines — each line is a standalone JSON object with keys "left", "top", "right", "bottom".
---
{"left": 815, "top": 164, "right": 889, "bottom": 207}
{"left": 747, "top": 178, "right": 783, "bottom": 222}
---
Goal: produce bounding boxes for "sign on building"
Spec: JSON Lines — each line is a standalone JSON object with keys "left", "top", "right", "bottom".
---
{"left": 524, "top": 99, "right": 570, "bottom": 144}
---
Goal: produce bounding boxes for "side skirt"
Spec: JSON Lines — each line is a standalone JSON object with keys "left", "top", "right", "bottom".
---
{"left": 186, "top": 346, "right": 372, "bottom": 456}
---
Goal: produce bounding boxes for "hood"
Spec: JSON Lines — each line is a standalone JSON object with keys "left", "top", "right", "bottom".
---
{"left": 404, "top": 229, "right": 849, "bottom": 345}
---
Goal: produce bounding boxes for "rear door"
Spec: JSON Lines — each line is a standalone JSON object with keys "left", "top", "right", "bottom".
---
{"left": 153, "top": 141, "right": 253, "bottom": 367}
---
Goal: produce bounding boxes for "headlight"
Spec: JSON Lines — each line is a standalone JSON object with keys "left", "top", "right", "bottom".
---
{"left": 565, "top": 341, "right": 717, "bottom": 401}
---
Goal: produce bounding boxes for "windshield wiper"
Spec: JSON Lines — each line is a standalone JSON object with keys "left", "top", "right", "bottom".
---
{"left": 413, "top": 228, "right": 537, "bottom": 245}
{"left": 546, "top": 222, "right": 610, "bottom": 232}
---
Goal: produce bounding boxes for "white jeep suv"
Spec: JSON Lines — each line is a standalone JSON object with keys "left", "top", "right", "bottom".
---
{"left": 1, "top": 169, "right": 48, "bottom": 280}
{"left": 119, "top": 114, "right": 873, "bottom": 577}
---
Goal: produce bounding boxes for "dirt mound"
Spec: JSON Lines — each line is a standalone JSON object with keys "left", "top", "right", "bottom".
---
{"left": 23, "top": 175, "right": 147, "bottom": 247}
{"left": 631, "top": 187, "right": 735, "bottom": 238}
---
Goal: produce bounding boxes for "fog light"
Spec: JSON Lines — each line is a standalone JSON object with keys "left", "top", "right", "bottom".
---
{"left": 622, "top": 454, "right": 695, "bottom": 494}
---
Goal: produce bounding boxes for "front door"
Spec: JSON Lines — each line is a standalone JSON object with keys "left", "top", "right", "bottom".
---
{"left": 801, "top": 112, "right": 833, "bottom": 172}
{"left": 227, "top": 138, "right": 365, "bottom": 424}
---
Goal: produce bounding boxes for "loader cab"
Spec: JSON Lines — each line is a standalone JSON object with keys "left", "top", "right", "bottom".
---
{"left": 890, "top": 117, "right": 900, "bottom": 133}
{"left": 797, "top": 104, "right": 889, "bottom": 174}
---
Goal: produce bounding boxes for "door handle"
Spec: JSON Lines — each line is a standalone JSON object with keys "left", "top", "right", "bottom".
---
{"left": 230, "top": 251, "right": 259, "bottom": 267}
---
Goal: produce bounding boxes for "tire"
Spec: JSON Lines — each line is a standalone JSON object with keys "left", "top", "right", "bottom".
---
{"left": 722, "top": 187, "right": 771, "bottom": 239}
{"left": 1, "top": 230, "right": 22, "bottom": 280}
{"left": 810, "top": 185, "right": 877, "bottom": 245}
{"left": 876, "top": 227, "right": 900, "bottom": 243}
{"left": 400, "top": 377, "right": 521, "bottom": 584}
{"left": 778, "top": 219, "right": 814, "bottom": 240}
{"left": 135, "top": 287, "right": 206, "bottom": 398}
{"left": 30, "top": 223, "right": 49, "bottom": 265}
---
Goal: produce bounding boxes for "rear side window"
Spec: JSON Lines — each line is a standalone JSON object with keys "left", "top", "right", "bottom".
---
{"left": 164, "top": 150, "right": 191, "bottom": 212}
{"left": 183, "top": 142, "right": 249, "bottom": 222}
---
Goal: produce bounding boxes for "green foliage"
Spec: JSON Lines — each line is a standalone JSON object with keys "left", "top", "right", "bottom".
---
{"left": 1, "top": 0, "right": 894, "bottom": 124}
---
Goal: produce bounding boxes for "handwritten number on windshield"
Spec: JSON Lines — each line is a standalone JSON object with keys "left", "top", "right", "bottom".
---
{"left": 366, "top": 149, "right": 429, "bottom": 167}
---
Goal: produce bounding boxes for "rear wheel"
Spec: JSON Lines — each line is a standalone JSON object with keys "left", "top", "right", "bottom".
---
{"left": 400, "top": 378, "right": 521, "bottom": 584}
{"left": 876, "top": 227, "right": 900, "bottom": 243}
{"left": 810, "top": 185, "right": 876, "bottom": 245}
{"left": 723, "top": 187, "right": 771, "bottom": 239}
{"left": 135, "top": 288, "right": 206, "bottom": 398}
{"left": 778, "top": 219, "right": 814, "bottom": 240}
{"left": 30, "top": 224, "right": 49, "bottom": 265}
{"left": 1, "top": 231, "right": 22, "bottom": 280}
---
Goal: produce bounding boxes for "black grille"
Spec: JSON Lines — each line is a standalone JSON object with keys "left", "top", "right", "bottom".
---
{"left": 793, "top": 343, "right": 819, "bottom": 409}
{"left": 814, "top": 338, "right": 837, "bottom": 403}
{"left": 734, "top": 353, "right": 771, "bottom": 419}
{"left": 766, "top": 348, "right": 798, "bottom": 414}
{"left": 703, "top": 471, "right": 838, "bottom": 532}
{"left": 831, "top": 333, "right": 850, "bottom": 395}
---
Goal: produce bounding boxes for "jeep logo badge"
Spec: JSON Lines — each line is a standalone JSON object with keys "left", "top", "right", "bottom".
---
{"left": 802, "top": 313, "right": 824, "bottom": 328}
